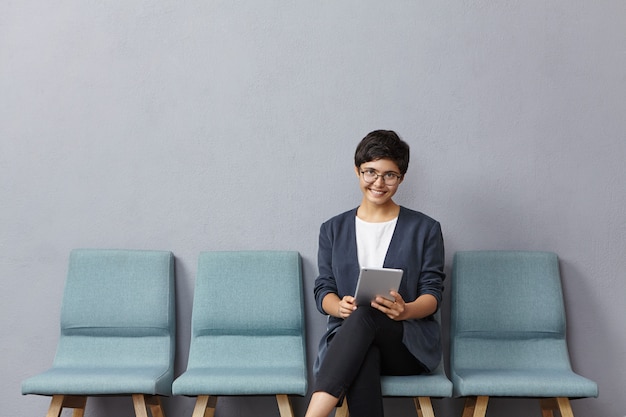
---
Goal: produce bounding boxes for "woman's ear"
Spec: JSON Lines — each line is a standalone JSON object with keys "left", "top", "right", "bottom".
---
{"left": 354, "top": 165, "right": 361, "bottom": 178}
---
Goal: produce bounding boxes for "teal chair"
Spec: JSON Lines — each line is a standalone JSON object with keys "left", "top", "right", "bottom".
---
{"left": 335, "top": 311, "right": 453, "bottom": 417}
{"left": 172, "top": 251, "right": 307, "bottom": 417}
{"left": 450, "top": 251, "right": 598, "bottom": 417}
{"left": 22, "top": 249, "right": 176, "bottom": 417}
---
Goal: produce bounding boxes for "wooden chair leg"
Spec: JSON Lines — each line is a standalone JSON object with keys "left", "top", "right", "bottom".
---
{"left": 71, "top": 404, "right": 86, "bottom": 417}
{"left": 192, "top": 395, "right": 217, "bottom": 417}
{"left": 46, "top": 395, "right": 87, "bottom": 417}
{"left": 556, "top": 398, "right": 574, "bottom": 417}
{"left": 335, "top": 400, "right": 349, "bottom": 417}
{"left": 46, "top": 395, "right": 64, "bottom": 417}
{"left": 276, "top": 394, "right": 295, "bottom": 417}
{"left": 145, "top": 395, "right": 165, "bottom": 417}
{"left": 462, "top": 396, "right": 489, "bottom": 417}
{"left": 414, "top": 396, "right": 435, "bottom": 417}
{"left": 540, "top": 397, "right": 574, "bottom": 417}
{"left": 133, "top": 394, "right": 151, "bottom": 417}
{"left": 540, "top": 398, "right": 557, "bottom": 417}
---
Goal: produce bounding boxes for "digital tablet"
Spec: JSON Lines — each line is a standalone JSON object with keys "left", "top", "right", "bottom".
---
{"left": 354, "top": 267, "right": 403, "bottom": 305}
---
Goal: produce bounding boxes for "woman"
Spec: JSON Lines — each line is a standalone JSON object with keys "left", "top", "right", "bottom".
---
{"left": 305, "top": 130, "right": 445, "bottom": 417}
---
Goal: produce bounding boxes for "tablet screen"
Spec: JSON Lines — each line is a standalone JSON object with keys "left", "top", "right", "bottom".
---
{"left": 354, "top": 267, "right": 403, "bottom": 305}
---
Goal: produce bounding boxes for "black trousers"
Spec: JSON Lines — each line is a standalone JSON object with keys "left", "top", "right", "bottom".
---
{"left": 313, "top": 306, "right": 427, "bottom": 417}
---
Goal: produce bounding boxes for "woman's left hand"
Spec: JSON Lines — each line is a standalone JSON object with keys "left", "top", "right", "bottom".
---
{"left": 372, "top": 291, "right": 406, "bottom": 320}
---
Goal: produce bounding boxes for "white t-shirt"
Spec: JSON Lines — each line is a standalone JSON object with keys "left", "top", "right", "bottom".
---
{"left": 355, "top": 216, "right": 398, "bottom": 268}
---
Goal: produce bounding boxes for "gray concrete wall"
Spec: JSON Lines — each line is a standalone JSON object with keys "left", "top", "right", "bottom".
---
{"left": 2, "top": 1, "right": 624, "bottom": 416}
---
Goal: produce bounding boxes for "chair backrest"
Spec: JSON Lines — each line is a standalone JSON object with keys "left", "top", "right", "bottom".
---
{"left": 451, "top": 251, "right": 572, "bottom": 371}
{"left": 54, "top": 249, "right": 176, "bottom": 372}
{"left": 187, "top": 251, "right": 306, "bottom": 374}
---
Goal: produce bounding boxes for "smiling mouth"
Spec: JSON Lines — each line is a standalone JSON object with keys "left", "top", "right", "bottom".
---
{"left": 369, "top": 188, "right": 387, "bottom": 197}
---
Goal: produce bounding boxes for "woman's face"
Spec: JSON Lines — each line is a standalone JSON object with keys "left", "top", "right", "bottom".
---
{"left": 354, "top": 158, "right": 404, "bottom": 207}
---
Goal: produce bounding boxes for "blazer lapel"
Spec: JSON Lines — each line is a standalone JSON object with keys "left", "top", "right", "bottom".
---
{"left": 383, "top": 207, "right": 407, "bottom": 268}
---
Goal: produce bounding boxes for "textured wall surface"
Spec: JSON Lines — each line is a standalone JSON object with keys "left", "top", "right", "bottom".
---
{"left": 1, "top": 1, "right": 625, "bottom": 416}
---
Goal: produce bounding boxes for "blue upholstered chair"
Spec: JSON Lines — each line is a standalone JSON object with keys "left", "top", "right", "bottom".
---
{"left": 22, "top": 249, "right": 176, "bottom": 417}
{"left": 172, "top": 251, "right": 307, "bottom": 417}
{"left": 335, "top": 311, "right": 452, "bottom": 417}
{"left": 450, "top": 251, "right": 598, "bottom": 417}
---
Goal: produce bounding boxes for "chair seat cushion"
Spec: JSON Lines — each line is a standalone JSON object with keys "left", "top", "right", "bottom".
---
{"left": 452, "top": 368, "right": 598, "bottom": 398}
{"left": 21, "top": 366, "right": 172, "bottom": 396}
{"left": 381, "top": 372, "right": 453, "bottom": 398}
{"left": 172, "top": 366, "right": 307, "bottom": 396}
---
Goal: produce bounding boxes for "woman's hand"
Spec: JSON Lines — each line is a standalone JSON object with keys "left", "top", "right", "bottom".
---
{"left": 372, "top": 291, "right": 406, "bottom": 320}
{"left": 338, "top": 295, "right": 357, "bottom": 319}
{"left": 322, "top": 293, "right": 357, "bottom": 319}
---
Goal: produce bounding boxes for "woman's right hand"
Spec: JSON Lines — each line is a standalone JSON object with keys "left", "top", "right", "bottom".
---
{"left": 337, "top": 295, "right": 357, "bottom": 319}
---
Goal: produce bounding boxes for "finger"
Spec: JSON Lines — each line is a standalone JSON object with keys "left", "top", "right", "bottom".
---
{"left": 389, "top": 291, "right": 404, "bottom": 303}
{"left": 372, "top": 300, "right": 396, "bottom": 318}
{"left": 370, "top": 300, "right": 387, "bottom": 313}
{"left": 375, "top": 296, "right": 393, "bottom": 308}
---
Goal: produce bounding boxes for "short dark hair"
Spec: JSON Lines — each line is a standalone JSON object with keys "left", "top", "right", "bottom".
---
{"left": 354, "top": 130, "right": 410, "bottom": 175}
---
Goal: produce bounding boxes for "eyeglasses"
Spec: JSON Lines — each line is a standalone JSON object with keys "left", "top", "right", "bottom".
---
{"left": 360, "top": 169, "right": 403, "bottom": 185}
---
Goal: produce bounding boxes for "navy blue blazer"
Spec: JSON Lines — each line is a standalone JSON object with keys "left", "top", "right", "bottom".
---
{"left": 313, "top": 206, "right": 445, "bottom": 374}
